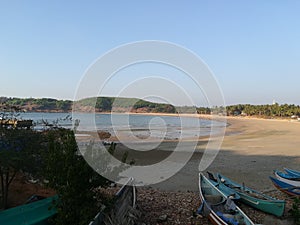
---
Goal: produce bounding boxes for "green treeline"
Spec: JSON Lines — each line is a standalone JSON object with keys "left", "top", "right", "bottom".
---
{"left": 1, "top": 97, "right": 300, "bottom": 118}
{"left": 225, "top": 103, "right": 300, "bottom": 117}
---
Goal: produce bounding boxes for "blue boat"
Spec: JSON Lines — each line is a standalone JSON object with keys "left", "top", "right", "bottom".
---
{"left": 270, "top": 176, "right": 300, "bottom": 197}
{"left": 284, "top": 168, "right": 300, "bottom": 177}
{"left": 274, "top": 170, "right": 300, "bottom": 187}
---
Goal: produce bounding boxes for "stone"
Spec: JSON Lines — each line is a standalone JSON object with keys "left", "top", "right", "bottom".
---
{"left": 157, "top": 214, "right": 168, "bottom": 222}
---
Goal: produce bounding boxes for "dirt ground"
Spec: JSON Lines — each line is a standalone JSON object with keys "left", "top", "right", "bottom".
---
{"left": 7, "top": 173, "right": 55, "bottom": 208}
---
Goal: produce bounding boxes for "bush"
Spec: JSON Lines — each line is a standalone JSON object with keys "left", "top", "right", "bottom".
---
{"left": 290, "top": 198, "right": 300, "bottom": 224}
{"left": 44, "top": 129, "right": 111, "bottom": 225}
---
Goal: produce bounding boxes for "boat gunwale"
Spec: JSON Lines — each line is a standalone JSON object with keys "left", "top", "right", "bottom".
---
{"left": 270, "top": 176, "right": 300, "bottom": 197}
{"left": 217, "top": 173, "right": 284, "bottom": 203}
{"left": 275, "top": 170, "right": 300, "bottom": 186}
{"left": 199, "top": 173, "right": 255, "bottom": 225}
{"left": 284, "top": 168, "right": 300, "bottom": 177}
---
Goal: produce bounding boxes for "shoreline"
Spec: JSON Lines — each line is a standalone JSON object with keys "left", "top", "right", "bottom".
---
{"left": 107, "top": 115, "right": 300, "bottom": 192}
{"left": 22, "top": 110, "right": 300, "bottom": 123}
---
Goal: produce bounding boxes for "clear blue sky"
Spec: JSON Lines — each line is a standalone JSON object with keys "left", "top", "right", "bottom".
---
{"left": 1, "top": 1, "right": 300, "bottom": 106}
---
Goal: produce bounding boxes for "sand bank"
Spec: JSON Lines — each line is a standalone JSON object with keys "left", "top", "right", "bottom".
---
{"left": 111, "top": 116, "right": 300, "bottom": 191}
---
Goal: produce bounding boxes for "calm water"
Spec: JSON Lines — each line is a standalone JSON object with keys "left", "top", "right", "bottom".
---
{"left": 18, "top": 112, "right": 225, "bottom": 139}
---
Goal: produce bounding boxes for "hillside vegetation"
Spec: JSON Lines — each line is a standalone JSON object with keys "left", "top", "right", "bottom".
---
{"left": 1, "top": 97, "right": 300, "bottom": 118}
{"left": 225, "top": 103, "right": 300, "bottom": 118}
{"left": 0, "top": 97, "right": 176, "bottom": 114}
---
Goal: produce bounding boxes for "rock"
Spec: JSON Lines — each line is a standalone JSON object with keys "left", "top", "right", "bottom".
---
{"left": 157, "top": 214, "right": 168, "bottom": 222}
{"left": 98, "top": 131, "right": 111, "bottom": 139}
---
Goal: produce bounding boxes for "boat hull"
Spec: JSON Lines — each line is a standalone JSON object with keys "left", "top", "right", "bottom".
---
{"left": 270, "top": 176, "right": 300, "bottom": 196}
{"left": 237, "top": 191, "right": 285, "bottom": 217}
{"left": 209, "top": 181, "right": 241, "bottom": 201}
{"left": 217, "top": 174, "right": 285, "bottom": 217}
{"left": 199, "top": 173, "right": 255, "bottom": 225}
{"left": 207, "top": 211, "right": 228, "bottom": 225}
{"left": 275, "top": 170, "right": 300, "bottom": 187}
{"left": 284, "top": 168, "right": 300, "bottom": 177}
{"left": 0, "top": 195, "right": 57, "bottom": 225}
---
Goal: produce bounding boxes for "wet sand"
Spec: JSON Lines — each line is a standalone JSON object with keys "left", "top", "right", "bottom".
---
{"left": 112, "top": 116, "right": 300, "bottom": 192}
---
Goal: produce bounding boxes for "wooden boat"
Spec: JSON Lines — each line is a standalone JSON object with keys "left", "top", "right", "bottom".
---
{"left": 217, "top": 174, "right": 285, "bottom": 217}
{"left": 284, "top": 168, "right": 300, "bottom": 177}
{"left": 274, "top": 170, "right": 300, "bottom": 186}
{"left": 270, "top": 176, "right": 300, "bottom": 196}
{"left": 198, "top": 173, "right": 255, "bottom": 225}
{"left": 89, "top": 178, "right": 136, "bottom": 225}
{"left": 207, "top": 171, "right": 240, "bottom": 201}
{"left": 0, "top": 195, "right": 57, "bottom": 225}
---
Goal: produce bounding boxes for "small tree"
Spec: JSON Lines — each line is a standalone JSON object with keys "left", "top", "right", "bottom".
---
{"left": 290, "top": 198, "right": 300, "bottom": 225}
{"left": 44, "top": 128, "right": 126, "bottom": 225}
{"left": 0, "top": 105, "right": 44, "bottom": 209}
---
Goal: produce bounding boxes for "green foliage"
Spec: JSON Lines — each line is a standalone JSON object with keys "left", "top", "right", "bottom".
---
{"left": 96, "top": 97, "right": 113, "bottom": 111}
{"left": 226, "top": 103, "right": 300, "bottom": 117}
{"left": 0, "top": 103, "right": 131, "bottom": 223}
{"left": 196, "top": 106, "right": 211, "bottom": 114}
{"left": 44, "top": 129, "right": 125, "bottom": 225}
{"left": 290, "top": 198, "right": 300, "bottom": 224}
{"left": 3, "top": 96, "right": 300, "bottom": 118}
{"left": 0, "top": 97, "right": 72, "bottom": 112}
{"left": 76, "top": 97, "right": 176, "bottom": 113}
{"left": 0, "top": 106, "right": 45, "bottom": 209}
{"left": 1, "top": 96, "right": 178, "bottom": 113}
{"left": 45, "top": 129, "right": 104, "bottom": 225}
{"left": 55, "top": 100, "right": 72, "bottom": 111}
{"left": 111, "top": 97, "right": 138, "bottom": 108}
{"left": 132, "top": 99, "right": 176, "bottom": 113}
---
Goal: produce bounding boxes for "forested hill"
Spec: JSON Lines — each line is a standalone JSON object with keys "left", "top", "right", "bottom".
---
{"left": 0, "top": 97, "right": 176, "bottom": 113}
{"left": 1, "top": 97, "right": 300, "bottom": 118}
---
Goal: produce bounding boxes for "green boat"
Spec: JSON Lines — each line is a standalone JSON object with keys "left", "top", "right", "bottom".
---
{"left": 0, "top": 195, "right": 57, "bottom": 225}
{"left": 217, "top": 174, "right": 285, "bottom": 217}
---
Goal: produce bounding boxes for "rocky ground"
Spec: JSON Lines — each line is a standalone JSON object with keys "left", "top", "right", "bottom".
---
{"left": 8, "top": 173, "right": 55, "bottom": 208}
{"left": 136, "top": 187, "right": 207, "bottom": 225}
{"left": 7, "top": 174, "right": 297, "bottom": 225}
{"left": 135, "top": 187, "right": 295, "bottom": 225}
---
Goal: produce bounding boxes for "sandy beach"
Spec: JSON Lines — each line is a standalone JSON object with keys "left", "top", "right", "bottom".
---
{"left": 104, "top": 116, "right": 300, "bottom": 224}
{"left": 112, "top": 115, "right": 300, "bottom": 192}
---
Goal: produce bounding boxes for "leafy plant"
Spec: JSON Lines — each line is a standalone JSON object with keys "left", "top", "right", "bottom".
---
{"left": 0, "top": 105, "right": 45, "bottom": 209}
{"left": 290, "top": 197, "right": 300, "bottom": 225}
{"left": 44, "top": 128, "right": 128, "bottom": 225}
